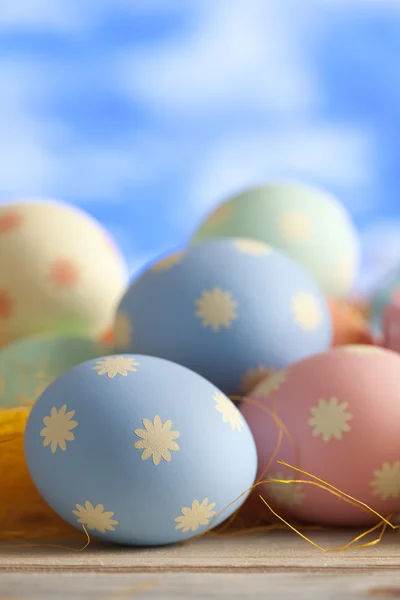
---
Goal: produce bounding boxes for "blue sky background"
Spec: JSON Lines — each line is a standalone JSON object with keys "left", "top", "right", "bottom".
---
{"left": 1, "top": 0, "right": 400, "bottom": 295}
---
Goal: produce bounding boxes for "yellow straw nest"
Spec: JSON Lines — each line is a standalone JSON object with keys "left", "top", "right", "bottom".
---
{"left": 0, "top": 406, "right": 81, "bottom": 541}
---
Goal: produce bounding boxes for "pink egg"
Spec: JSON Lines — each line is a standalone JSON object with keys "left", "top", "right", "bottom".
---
{"left": 240, "top": 345, "right": 400, "bottom": 526}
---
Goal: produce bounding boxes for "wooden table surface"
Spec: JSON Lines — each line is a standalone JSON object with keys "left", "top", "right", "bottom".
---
{"left": 1, "top": 530, "right": 400, "bottom": 599}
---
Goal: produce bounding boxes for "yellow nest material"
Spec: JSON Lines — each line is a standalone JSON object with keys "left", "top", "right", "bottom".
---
{"left": 0, "top": 407, "right": 81, "bottom": 541}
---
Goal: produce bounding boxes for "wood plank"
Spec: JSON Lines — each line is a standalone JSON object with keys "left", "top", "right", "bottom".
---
{"left": 1, "top": 530, "right": 400, "bottom": 572}
{"left": 2, "top": 571, "right": 400, "bottom": 599}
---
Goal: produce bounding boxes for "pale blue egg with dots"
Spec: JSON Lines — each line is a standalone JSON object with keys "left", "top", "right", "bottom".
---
{"left": 24, "top": 354, "right": 257, "bottom": 546}
{"left": 114, "top": 238, "right": 332, "bottom": 396}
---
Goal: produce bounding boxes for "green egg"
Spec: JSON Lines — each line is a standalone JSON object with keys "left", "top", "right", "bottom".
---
{"left": 0, "top": 335, "right": 111, "bottom": 408}
{"left": 190, "top": 182, "right": 360, "bottom": 299}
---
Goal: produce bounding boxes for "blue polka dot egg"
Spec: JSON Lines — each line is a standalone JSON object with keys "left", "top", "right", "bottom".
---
{"left": 24, "top": 354, "right": 257, "bottom": 546}
{"left": 114, "top": 238, "right": 332, "bottom": 395}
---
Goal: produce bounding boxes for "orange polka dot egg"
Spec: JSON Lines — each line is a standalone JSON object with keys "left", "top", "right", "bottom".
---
{"left": 0, "top": 199, "right": 128, "bottom": 345}
{"left": 240, "top": 345, "right": 400, "bottom": 526}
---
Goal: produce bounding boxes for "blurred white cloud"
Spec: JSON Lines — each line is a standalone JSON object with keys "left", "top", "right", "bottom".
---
{"left": 116, "top": 0, "right": 322, "bottom": 116}
{"left": 181, "top": 123, "right": 376, "bottom": 228}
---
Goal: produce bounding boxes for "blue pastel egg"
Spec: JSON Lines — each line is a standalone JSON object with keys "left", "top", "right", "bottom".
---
{"left": 24, "top": 354, "right": 257, "bottom": 546}
{"left": 114, "top": 239, "right": 332, "bottom": 395}
{"left": 370, "top": 265, "right": 400, "bottom": 334}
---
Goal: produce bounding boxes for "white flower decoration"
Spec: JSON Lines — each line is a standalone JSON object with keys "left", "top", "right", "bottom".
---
{"left": 213, "top": 391, "right": 243, "bottom": 432}
{"left": 280, "top": 212, "right": 311, "bottom": 241}
{"left": 291, "top": 292, "right": 321, "bottom": 331}
{"left": 175, "top": 498, "right": 216, "bottom": 532}
{"left": 73, "top": 501, "right": 118, "bottom": 533}
{"left": 40, "top": 405, "right": 78, "bottom": 454}
{"left": 254, "top": 369, "right": 287, "bottom": 397}
{"left": 114, "top": 311, "right": 133, "bottom": 349}
{"left": 265, "top": 471, "right": 305, "bottom": 506}
{"left": 151, "top": 251, "right": 185, "bottom": 272}
{"left": 240, "top": 365, "right": 276, "bottom": 394}
{"left": 371, "top": 462, "right": 400, "bottom": 500}
{"left": 134, "top": 415, "right": 180, "bottom": 465}
{"left": 308, "top": 397, "right": 353, "bottom": 442}
{"left": 233, "top": 239, "right": 272, "bottom": 256}
{"left": 92, "top": 356, "right": 140, "bottom": 378}
{"left": 342, "top": 345, "right": 383, "bottom": 355}
{"left": 195, "top": 287, "right": 238, "bottom": 332}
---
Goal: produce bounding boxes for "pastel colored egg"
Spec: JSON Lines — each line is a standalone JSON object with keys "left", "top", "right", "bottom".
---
{"left": 328, "top": 299, "right": 374, "bottom": 347}
{"left": 370, "top": 265, "right": 400, "bottom": 334}
{"left": 190, "top": 182, "right": 360, "bottom": 298}
{"left": 24, "top": 354, "right": 257, "bottom": 546}
{"left": 0, "top": 335, "right": 110, "bottom": 408}
{"left": 0, "top": 199, "right": 128, "bottom": 346}
{"left": 114, "top": 239, "right": 332, "bottom": 396}
{"left": 240, "top": 345, "right": 400, "bottom": 526}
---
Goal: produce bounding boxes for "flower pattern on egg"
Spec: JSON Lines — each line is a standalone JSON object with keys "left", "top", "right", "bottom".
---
{"left": 134, "top": 415, "right": 180, "bottom": 466}
{"left": 40, "top": 405, "right": 78, "bottom": 453}
{"left": 291, "top": 292, "right": 321, "bottom": 332}
{"left": 308, "top": 397, "right": 352, "bottom": 442}
{"left": 240, "top": 365, "right": 276, "bottom": 395}
{"left": 254, "top": 369, "right": 287, "bottom": 398}
{"left": 343, "top": 345, "right": 384, "bottom": 356}
{"left": 213, "top": 392, "right": 243, "bottom": 432}
{"left": 265, "top": 471, "right": 305, "bottom": 507}
{"left": 73, "top": 501, "right": 119, "bottom": 533}
{"left": 280, "top": 211, "right": 311, "bottom": 242}
{"left": 174, "top": 498, "right": 216, "bottom": 532}
{"left": 92, "top": 356, "right": 140, "bottom": 378}
{"left": 195, "top": 287, "right": 238, "bottom": 332}
{"left": 370, "top": 462, "right": 400, "bottom": 500}
{"left": 233, "top": 239, "right": 272, "bottom": 256}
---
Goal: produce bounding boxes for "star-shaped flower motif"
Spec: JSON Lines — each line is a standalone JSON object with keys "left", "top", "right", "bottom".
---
{"left": 40, "top": 404, "right": 78, "bottom": 453}
{"left": 175, "top": 498, "right": 216, "bottom": 533}
{"left": 233, "top": 238, "right": 272, "bottom": 256}
{"left": 73, "top": 501, "right": 118, "bottom": 533}
{"left": 370, "top": 462, "right": 400, "bottom": 500}
{"left": 92, "top": 356, "right": 140, "bottom": 378}
{"left": 308, "top": 397, "right": 352, "bottom": 442}
{"left": 195, "top": 287, "right": 238, "bottom": 332}
{"left": 134, "top": 415, "right": 180, "bottom": 465}
{"left": 291, "top": 292, "right": 322, "bottom": 332}
{"left": 213, "top": 391, "right": 243, "bottom": 432}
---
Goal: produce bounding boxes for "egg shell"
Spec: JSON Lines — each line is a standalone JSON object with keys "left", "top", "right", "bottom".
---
{"left": 370, "top": 265, "right": 400, "bottom": 334}
{"left": 0, "top": 335, "right": 110, "bottom": 408}
{"left": 24, "top": 354, "right": 257, "bottom": 546}
{"left": 190, "top": 182, "right": 360, "bottom": 298}
{"left": 328, "top": 298, "right": 374, "bottom": 347}
{"left": 240, "top": 345, "right": 400, "bottom": 526}
{"left": 0, "top": 199, "right": 128, "bottom": 345}
{"left": 114, "top": 238, "right": 332, "bottom": 395}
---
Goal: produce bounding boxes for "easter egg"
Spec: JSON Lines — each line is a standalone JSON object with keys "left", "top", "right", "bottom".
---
{"left": 0, "top": 199, "right": 128, "bottom": 346}
{"left": 0, "top": 335, "right": 110, "bottom": 408}
{"left": 24, "top": 354, "right": 257, "bottom": 546}
{"left": 370, "top": 265, "right": 400, "bottom": 334}
{"left": 328, "top": 299, "right": 374, "bottom": 347}
{"left": 190, "top": 183, "right": 360, "bottom": 298}
{"left": 240, "top": 345, "right": 400, "bottom": 526}
{"left": 114, "top": 239, "right": 332, "bottom": 396}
